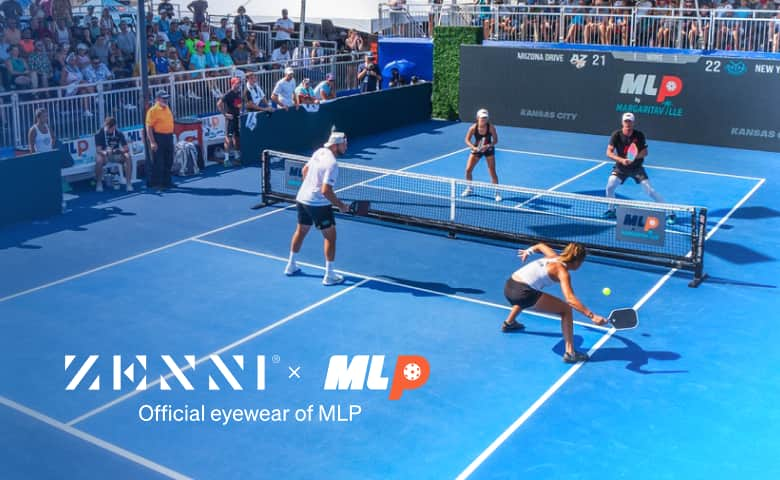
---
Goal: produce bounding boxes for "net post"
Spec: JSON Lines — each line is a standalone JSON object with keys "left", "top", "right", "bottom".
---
{"left": 688, "top": 207, "right": 708, "bottom": 287}
{"left": 251, "top": 150, "right": 271, "bottom": 210}
{"left": 449, "top": 179, "right": 456, "bottom": 223}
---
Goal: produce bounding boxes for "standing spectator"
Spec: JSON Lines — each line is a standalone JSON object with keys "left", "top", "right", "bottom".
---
{"left": 294, "top": 77, "right": 317, "bottom": 105}
{"left": 159, "top": 0, "right": 175, "bottom": 18}
{"left": 1, "top": 0, "right": 23, "bottom": 21}
{"left": 28, "top": 108, "right": 55, "bottom": 153}
{"left": 357, "top": 54, "right": 382, "bottom": 92}
{"left": 188, "top": 0, "right": 209, "bottom": 31}
{"left": 51, "top": 0, "right": 73, "bottom": 28}
{"left": 245, "top": 71, "right": 273, "bottom": 112}
{"left": 88, "top": 17, "right": 102, "bottom": 42}
{"left": 274, "top": 9, "right": 295, "bottom": 47}
{"left": 81, "top": 5, "right": 96, "bottom": 27}
{"left": 313, "top": 73, "right": 337, "bottom": 101}
{"left": 145, "top": 90, "right": 175, "bottom": 189}
{"left": 271, "top": 42, "right": 291, "bottom": 69}
{"left": 771, "top": 11, "right": 780, "bottom": 53}
{"left": 116, "top": 22, "right": 136, "bottom": 59}
{"left": 94, "top": 116, "right": 133, "bottom": 192}
{"left": 271, "top": 67, "right": 296, "bottom": 109}
{"left": 388, "top": 0, "right": 408, "bottom": 36}
{"left": 6, "top": 45, "right": 36, "bottom": 89}
{"left": 29, "top": 40, "right": 53, "bottom": 90}
{"left": 53, "top": 18, "right": 71, "bottom": 46}
{"left": 234, "top": 6, "right": 254, "bottom": 42}
{"left": 345, "top": 29, "right": 364, "bottom": 52}
{"left": 99, "top": 8, "right": 116, "bottom": 35}
{"left": 217, "top": 77, "right": 242, "bottom": 166}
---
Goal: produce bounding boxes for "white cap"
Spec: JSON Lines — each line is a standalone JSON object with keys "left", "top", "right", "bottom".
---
{"left": 622, "top": 112, "right": 635, "bottom": 122}
{"left": 284, "top": 67, "right": 295, "bottom": 75}
{"left": 324, "top": 131, "right": 347, "bottom": 147}
{"left": 477, "top": 108, "right": 489, "bottom": 119}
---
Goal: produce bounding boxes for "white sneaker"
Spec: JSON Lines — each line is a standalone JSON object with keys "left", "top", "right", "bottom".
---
{"left": 284, "top": 263, "right": 301, "bottom": 276}
{"left": 126, "top": 183, "right": 134, "bottom": 192}
{"left": 187, "top": 91, "right": 201, "bottom": 100}
{"left": 96, "top": 182, "right": 103, "bottom": 192}
{"left": 461, "top": 187, "right": 472, "bottom": 197}
{"left": 322, "top": 273, "right": 345, "bottom": 286}
{"left": 495, "top": 193, "right": 502, "bottom": 202}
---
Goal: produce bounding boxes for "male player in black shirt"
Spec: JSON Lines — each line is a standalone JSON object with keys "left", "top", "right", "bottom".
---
{"left": 218, "top": 77, "right": 243, "bottom": 167}
{"left": 604, "top": 112, "right": 675, "bottom": 225}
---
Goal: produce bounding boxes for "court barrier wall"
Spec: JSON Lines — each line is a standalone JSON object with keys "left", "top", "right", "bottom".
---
{"left": 1, "top": 150, "right": 62, "bottom": 227}
{"left": 239, "top": 82, "right": 433, "bottom": 161}
{"left": 459, "top": 44, "right": 780, "bottom": 152}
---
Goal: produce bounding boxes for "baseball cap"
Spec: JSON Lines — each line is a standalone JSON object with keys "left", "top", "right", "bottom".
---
{"left": 230, "top": 77, "right": 241, "bottom": 88}
{"left": 158, "top": 44, "right": 166, "bottom": 51}
{"left": 622, "top": 112, "right": 635, "bottom": 122}
{"left": 156, "top": 90, "right": 170, "bottom": 99}
{"left": 477, "top": 108, "right": 489, "bottom": 119}
{"left": 196, "top": 40, "right": 205, "bottom": 48}
{"left": 326, "top": 73, "right": 335, "bottom": 81}
{"left": 324, "top": 131, "right": 347, "bottom": 147}
{"left": 284, "top": 67, "right": 295, "bottom": 75}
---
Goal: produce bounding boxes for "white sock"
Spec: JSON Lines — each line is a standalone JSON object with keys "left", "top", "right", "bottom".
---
{"left": 288, "top": 251, "right": 297, "bottom": 266}
{"left": 325, "top": 261, "right": 334, "bottom": 276}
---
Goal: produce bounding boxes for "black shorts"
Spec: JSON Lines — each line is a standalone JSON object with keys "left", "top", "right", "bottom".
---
{"left": 504, "top": 278, "right": 542, "bottom": 309}
{"left": 472, "top": 147, "right": 496, "bottom": 159}
{"left": 297, "top": 202, "right": 335, "bottom": 230}
{"left": 611, "top": 165, "right": 648, "bottom": 184}
{"left": 225, "top": 116, "right": 240, "bottom": 138}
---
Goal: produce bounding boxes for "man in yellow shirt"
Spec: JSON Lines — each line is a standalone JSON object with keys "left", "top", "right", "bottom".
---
{"left": 145, "top": 90, "right": 175, "bottom": 189}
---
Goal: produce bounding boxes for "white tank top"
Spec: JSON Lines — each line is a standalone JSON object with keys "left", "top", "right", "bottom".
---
{"left": 33, "top": 124, "right": 53, "bottom": 153}
{"left": 511, "top": 258, "right": 566, "bottom": 291}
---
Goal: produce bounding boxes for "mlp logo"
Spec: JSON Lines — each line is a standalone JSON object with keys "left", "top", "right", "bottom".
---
{"left": 323, "top": 355, "right": 430, "bottom": 400}
{"left": 617, "top": 73, "right": 684, "bottom": 118}
{"left": 615, "top": 207, "right": 666, "bottom": 247}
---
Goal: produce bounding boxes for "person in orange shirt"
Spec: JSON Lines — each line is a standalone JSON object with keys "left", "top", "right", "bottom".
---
{"left": 145, "top": 90, "right": 175, "bottom": 189}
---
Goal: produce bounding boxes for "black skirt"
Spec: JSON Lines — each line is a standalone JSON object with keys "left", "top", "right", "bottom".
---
{"left": 504, "top": 278, "right": 542, "bottom": 309}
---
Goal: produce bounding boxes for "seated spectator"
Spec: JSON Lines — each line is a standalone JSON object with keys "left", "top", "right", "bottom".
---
{"left": 294, "top": 77, "right": 317, "bottom": 105}
{"left": 313, "top": 73, "right": 337, "bottom": 101}
{"left": 94, "top": 116, "right": 133, "bottom": 192}
{"left": 168, "top": 21, "right": 184, "bottom": 45}
{"left": 214, "top": 17, "right": 229, "bottom": 42}
{"left": 132, "top": 54, "right": 157, "bottom": 78}
{"left": 410, "top": 75, "right": 422, "bottom": 84}
{"left": 91, "top": 35, "right": 110, "bottom": 66}
{"left": 388, "top": 67, "right": 405, "bottom": 88}
{"left": 158, "top": 12, "right": 171, "bottom": 34}
{"left": 73, "top": 25, "right": 93, "bottom": 49}
{"left": 189, "top": 40, "right": 207, "bottom": 73}
{"left": 116, "top": 22, "right": 135, "bottom": 58}
{"left": 1, "top": 0, "right": 23, "bottom": 21}
{"left": 154, "top": 24, "right": 170, "bottom": 45}
{"left": 271, "top": 67, "right": 296, "bottom": 109}
{"left": 30, "top": 17, "right": 52, "bottom": 41}
{"left": 62, "top": 53, "right": 95, "bottom": 115}
{"left": 180, "top": 17, "right": 193, "bottom": 36}
{"left": 357, "top": 54, "right": 381, "bottom": 92}
{"left": 83, "top": 55, "right": 113, "bottom": 84}
{"left": 108, "top": 42, "right": 131, "bottom": 78}
{"left": 244, "top": 71, "right": 273, "bottom": 111}
{"left": 20, "top": 29, "right": 35, "bottom": 57}
{"left": 154, "top": 45, "right": 169, "bottom": 74}
{"left": 176, "top": 38, "right": 190, "bottom": 66}
{"left": 185, "top": 29, "right": 199, "bottom": 57}
{"left": 28, "top": 40, "right": 53, "bottom": 90}
{"left": 198, "top": 21, "right": 211, "bottom": 44}
{"left": 51, "top": 45, "right": 68, "bottom": 85}
{"left": 234, "top": 6, "right": 254, "bottom": 42}
{"left": 81, "top": 5, "right": 96, "bottom": 27}
{"left": 167, "top": 47, "right": 187, "bottom": 78}
{"left": 88, "top": 17, "right": 101, "bottom": 42}
{"left": 271, "top": 43, "right": 290, "bottom": 69}
{"left": 6, "top": 45, "right": 36, "bottom": 90}
{"left": 53, "top": 18, "right": 72, "bottom": 46}
{"left": 245, "top": 31, "right": 263, "bottom": 63}
{"left": 75, "top": 44, "right": 91, "bottom": 70}
{"left": 231, "top": 41, "right": 250, "bottom": 65}
{"left": 345, "top": 29, "right": 364, "bottom": 52}
{"left": 216, "top": 41, "right": 234, "bottom": 68}
{"left": 4, "top": 18, "right": 21, "bottom": 47}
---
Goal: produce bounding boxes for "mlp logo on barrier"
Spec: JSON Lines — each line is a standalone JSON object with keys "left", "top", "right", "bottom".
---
{"left": 283, "top": 158, "right": 305, "bottom": 189}
{"left": 615, "top": 207, "right": 666, "bottom": 246}
{"left": 323, "top": 355, "right": 430, "bottom": 400}
{"left": 617, "top": 73, "right": 684, "bottom": 117}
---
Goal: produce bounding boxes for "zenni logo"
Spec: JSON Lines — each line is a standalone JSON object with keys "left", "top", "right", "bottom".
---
{"left": 725, "top": 61, "right": 747, "bottom": 77}
{"left": 323, "top": 355, "right": 430, "bottom": 400}
{"left": 619, "top": 74, "right": 683, "bottom": 103}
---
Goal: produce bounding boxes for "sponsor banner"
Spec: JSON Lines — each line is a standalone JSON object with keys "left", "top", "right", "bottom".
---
{"left": 459, "top": 45, "right": 780, "bottom": 152}
{"left": 615, "top": 206, "right": 666, "bottom": 247}
{"left": 283, "top": 157, "right": 305, "bottom": 189}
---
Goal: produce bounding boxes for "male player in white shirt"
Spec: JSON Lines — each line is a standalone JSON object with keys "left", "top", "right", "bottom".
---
{"left": 285, "top": 131, "right": 350, "bottom": 285}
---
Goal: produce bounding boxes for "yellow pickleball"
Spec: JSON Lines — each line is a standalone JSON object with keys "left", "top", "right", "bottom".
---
{"left": 602, "top": 287, "right": 612, "bottom": 296}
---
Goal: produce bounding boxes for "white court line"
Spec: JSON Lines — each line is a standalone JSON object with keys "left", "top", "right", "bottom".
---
{"left": 67, "top": 278, "right": 371, "bottom": 426}
{"left": 455, "top": 176, "right": 767, "bottom": 479}
{"left": 0, "top": 148, "right": 468, "bottom": 305}
{"left": 514, "top": 161, "right": 608, "bottom": 210}
{"left": 191, "top": 238, "right": 610, "bottom": 332}
{"left": 0, "top": 395, "right": 191, "bottom": 480}
{"left": 496, "top": 148, "right": 765, "bottom": 181}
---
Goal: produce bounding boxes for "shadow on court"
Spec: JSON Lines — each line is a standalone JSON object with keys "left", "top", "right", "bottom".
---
{"left": 372, "top": 275, "right": 486, "bottom": 296}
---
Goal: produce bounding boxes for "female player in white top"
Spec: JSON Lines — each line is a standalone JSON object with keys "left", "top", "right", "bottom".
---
{"left": 502, "top": 242, "right": 608, "bottom": 363}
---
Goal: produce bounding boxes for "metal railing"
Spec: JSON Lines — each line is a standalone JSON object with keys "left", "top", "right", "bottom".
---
{"left": 0, "top": 53, "right": 370, "bottom": 150}
{"left": 377, "top": 2, "right": 780, "bottom": 53}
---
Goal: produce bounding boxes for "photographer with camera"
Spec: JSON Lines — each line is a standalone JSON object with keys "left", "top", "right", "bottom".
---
{"left": 95, "top": 116, "right": 133, "bottom": 192}
{"left": 357, "top": 54, "right": 382, "bottom": 93}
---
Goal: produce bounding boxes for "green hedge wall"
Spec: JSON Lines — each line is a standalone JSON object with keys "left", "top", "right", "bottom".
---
{"left": 432, "top": 26, "right": 483, "bottom": 120}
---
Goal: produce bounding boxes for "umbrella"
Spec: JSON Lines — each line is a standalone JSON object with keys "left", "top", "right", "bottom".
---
{"left": 382, "top": 59, "right": 416, "bottom": 80}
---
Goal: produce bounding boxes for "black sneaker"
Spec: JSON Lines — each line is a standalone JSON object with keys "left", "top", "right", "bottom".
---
{"left": 501, "top": 321, "right": 525, "bottom": 332}
{"left": 666, "top": 214, "right": 677, "bottom": 226}
{"left": 563, "top": 351, "right": 589, "bottom": 363}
